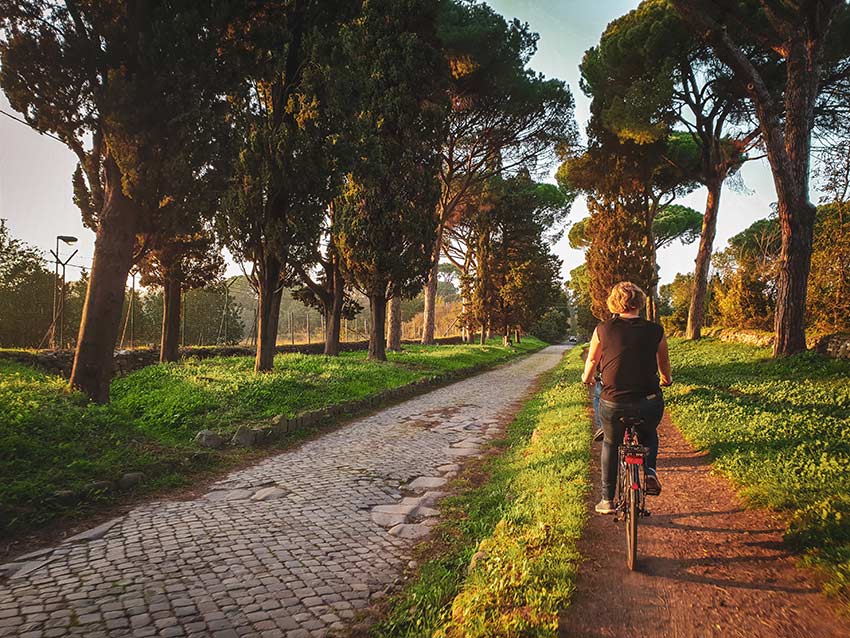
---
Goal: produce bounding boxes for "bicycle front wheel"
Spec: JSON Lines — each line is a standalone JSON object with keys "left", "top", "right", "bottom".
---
{"left": 626, "top": 466, "right": 639, "bottom": 570}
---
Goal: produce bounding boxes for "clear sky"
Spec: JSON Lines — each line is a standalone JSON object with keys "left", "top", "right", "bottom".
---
{"left": 0, "top": 0, "right": 778, "bottom": 285}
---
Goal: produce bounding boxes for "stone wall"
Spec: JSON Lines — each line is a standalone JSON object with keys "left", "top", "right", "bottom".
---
{"left": 693, "top": 327, "right": 850, "bottom": 360}
{"left": 700, "top": 327, "right": 775, "bottom": 348}
{"left": 811, "top": 333, "right": 850, "bottom": 360}
{"left": 0, "top": 336, "right": 466, "bottom": 379}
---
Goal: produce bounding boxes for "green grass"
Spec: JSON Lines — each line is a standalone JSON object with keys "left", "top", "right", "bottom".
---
{"left": 665, "top": 337, "right": 850, "bottom": 601}
{"left": 372, "top": 346, "right": 590, "bottom": 638}
{"left": 0, "top": 338, "right": 545, "bottom": 537}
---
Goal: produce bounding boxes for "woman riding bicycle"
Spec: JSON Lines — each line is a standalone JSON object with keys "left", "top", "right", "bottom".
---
{"left": 581, "top": 282, "right": 673, "bottom": 514}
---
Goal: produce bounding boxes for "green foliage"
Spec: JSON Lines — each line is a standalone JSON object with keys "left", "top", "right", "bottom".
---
{"left": 568, "top": 202, "right": 702, "bottom": 252}
{"left": 579, "top": 0, "right": 747, "bottom": 184}
{"left": 436, "top": 0, "right": 578, "bottom": 196}
{"left": 653, "top": 204, "right": 702, "bottom": 249}
{"left": 0, "top": 339, "right": 543, "bottom": 536}
{"left": 334, "top": 0, "right": 448, "bottom": 301}
{"left": 706, "top": 202, "right": 850, "bottom": 336}
{"left": 530, "top": 309, "right": 569, "bottom": 344}
{"left": 710, "top": 215, "right": 780, "bottom": 330}
{"left": 218, "top": 1, "right": 351, "bottom": 282}
{"left": 807, "top": 202, "right": 850, "bottom": 334}
{"left": 562, "top": 127, "right": 700, "bottom": 319}
{"left": 566, "top": 264, "right": 595, "bottom": 339}
{"left": 0, "top": 221, "right": 55, "bottom": 347}
{"left": 665, "top": 338, "right": 850, "bottom": 601}
{"left": 462, "top": 172, "right": 566, "bottom": 339}
{"left": 0, "top": 0, "right": 235, "bottom": 228}
{"left": 373, "top": 347, "right": 589, "bottom": 637}
{"left": 659, "top": 272, "right": 694, "bottom": 333}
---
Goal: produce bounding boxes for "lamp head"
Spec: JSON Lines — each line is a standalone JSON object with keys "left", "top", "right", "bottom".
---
{"left": 57, "top": 235, "right": 78, "bottom": 245}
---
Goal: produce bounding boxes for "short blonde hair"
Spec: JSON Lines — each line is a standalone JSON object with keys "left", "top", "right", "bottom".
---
{"left": 607, "top": 281, "right": 646, "bottom": 315}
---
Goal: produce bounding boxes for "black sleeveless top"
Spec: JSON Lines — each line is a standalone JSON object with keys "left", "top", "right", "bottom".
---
{"left": 597, "top": 317, "right": 664, "bottom": 403}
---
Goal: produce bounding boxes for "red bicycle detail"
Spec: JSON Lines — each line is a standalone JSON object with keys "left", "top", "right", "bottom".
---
{"left": 615, "top": 416, "right": 650, "bottom": 570}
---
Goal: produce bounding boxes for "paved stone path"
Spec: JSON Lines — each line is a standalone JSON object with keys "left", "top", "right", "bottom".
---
{"left": 0, "top": 345, "right": 567, "bottom": 638}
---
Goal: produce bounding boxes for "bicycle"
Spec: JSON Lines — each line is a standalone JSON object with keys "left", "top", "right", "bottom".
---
{"left": 614, "top": 415, "right": 651, "bottom": 570}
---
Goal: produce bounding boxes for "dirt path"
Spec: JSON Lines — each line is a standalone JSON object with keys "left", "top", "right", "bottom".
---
{"left": 559, "top": 414, "right": 850, "bottom": 638}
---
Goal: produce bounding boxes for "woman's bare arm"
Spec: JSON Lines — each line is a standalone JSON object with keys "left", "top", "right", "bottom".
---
{"left": 657, "top": 334, "right": 672, "bottom": 386}
{"left": 581, "top": 328, "right": 601, "bottom": 385}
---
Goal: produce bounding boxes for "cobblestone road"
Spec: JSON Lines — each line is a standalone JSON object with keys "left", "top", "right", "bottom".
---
{"left": 0, "top": 345, "right": 567, "bottom": 638}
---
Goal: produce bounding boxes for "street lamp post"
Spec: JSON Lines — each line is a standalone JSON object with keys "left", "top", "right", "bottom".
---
{"left": 50, "top": 235, "right": 78, "bottom": 349}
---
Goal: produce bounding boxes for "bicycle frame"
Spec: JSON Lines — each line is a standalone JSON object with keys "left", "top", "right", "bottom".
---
{"left": 615, "top": 423, "right": 650, "bottom": 570}
{"left": 616, "top": 426, "right": 649, "bottom": 517}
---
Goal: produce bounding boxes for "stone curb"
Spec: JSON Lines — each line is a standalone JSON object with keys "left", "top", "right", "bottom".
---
{"left": 199, "top": 351, "right": 539, "bottom": 450}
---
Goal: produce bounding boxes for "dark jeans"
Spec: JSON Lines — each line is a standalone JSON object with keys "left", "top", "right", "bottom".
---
{"left": 598, "top": 395, "right": 664, "bottom": 500}
{"left": 593, "top": 380, "right": 603, "bottom": 430}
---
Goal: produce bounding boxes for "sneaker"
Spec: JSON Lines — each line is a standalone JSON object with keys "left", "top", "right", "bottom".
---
{"left": 592, "top": 428, "right": 604, "bottom": 442}
{"left": 595, "top": 499, "right": 616, "bottom": 514}
{"left": 645, "top": 472, "right": 662, "bottom": 496}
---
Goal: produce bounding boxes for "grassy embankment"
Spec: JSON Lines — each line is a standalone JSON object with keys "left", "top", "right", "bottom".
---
{"left": 0, "top": 338, "right": 544, "bottom": 537}
{"left": 373, "top": 346, "right": 591, "bottom": 638}
{"left": 665, "top": 338, "right": 850, "bottom": 602}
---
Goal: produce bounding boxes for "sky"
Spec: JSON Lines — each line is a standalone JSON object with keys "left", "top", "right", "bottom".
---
{"left": 0, "top": 0, "right": 779, "bottom": 286}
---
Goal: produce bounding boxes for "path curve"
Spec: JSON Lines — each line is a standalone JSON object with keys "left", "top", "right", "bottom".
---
{"left": 559, "top": 414, "right": 850, "bottom": 638}
{"left": 0, "top": 345, "right": 567, "bottom": 638}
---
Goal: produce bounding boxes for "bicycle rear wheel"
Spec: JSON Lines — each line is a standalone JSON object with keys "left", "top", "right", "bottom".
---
{"left": 626, "top": 466, "right": 639, "bottom": 570}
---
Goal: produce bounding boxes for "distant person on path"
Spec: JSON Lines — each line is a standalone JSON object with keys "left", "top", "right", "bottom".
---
{"left": 581, "top": 282, "right": 672, "bottom": 514}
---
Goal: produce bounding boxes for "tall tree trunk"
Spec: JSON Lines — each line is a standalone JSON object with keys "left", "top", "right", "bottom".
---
{"left": 479, "top": 321, "right": 487, "bottom": 345}
{"left": 70, "top": 154, "right": 140, "bottom": 403}
{"left": 686, "top": 179, "right": 722, "bottom": 339}
{"left": 774, "top": 198, "right": 816, "bottom": 355}
{"left": 160, "top": 275, "right": 182, "bottom": 363}
{"left": 645, "top": 204, "right": 659, "bottom": 322}
{"left": 514, "top": 328, "right": 521, "bottom": 343}
{"left": 421, "top": 228, "right": 443, "bottom": 344}
{"left": 387, "top": 296, "right": 402, "bottom": 351}
{"left": 255, "top": 255, "right": 283, "bottom": 372}
{"left": 323, "top": 274, "right": 344, "bottom": 356}
{"left": 460, "top": 283, "right": 471, "bottom": 343}
{"left": 772, "top": 40, "right": 820, "bottom": 356}
{"left": 368, "top": 293, "right": 388, "bottom": 361}
{"left": 646, "top": 294, "right": 657, "bottom": 322}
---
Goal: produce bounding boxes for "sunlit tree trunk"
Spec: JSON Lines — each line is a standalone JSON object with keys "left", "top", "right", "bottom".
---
{"left": 686, "top": 178, "right": 722, "bottom": 339}
{"left": 421, "top": 228, "right": 442, "bottom": 344}
{"left": 387, "top": 295, "right": 402, "bottom": 351}
{"left": 160, "top": 274, "right": 182, "bottom": 363}
{"left": 255, "top": 254, "right": 283, "bottom": 371}
{"left": 70, "top": 154, "right": 140, "bottom": 403}
{"left": 369, "top": 293, "right": 388, "bottom": 361}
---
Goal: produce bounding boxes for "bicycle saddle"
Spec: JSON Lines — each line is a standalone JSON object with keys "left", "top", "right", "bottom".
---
{"left": 619, "top": 416, "right": 645, "bottom": 427}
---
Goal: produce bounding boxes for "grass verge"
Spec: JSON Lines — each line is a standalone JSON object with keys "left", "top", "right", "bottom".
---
{"left": 371, "top": 346, "right": 590, "bottom": 638}
{"left": 0, "top": 338, "right": 545, "bottom": 538}
{"left": 665, "top": 337, "right": 850, "bottom": 602}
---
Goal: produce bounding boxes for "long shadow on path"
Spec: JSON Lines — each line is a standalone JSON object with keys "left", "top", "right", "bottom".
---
{"left": 558, "top": 414, "right": 850, "bottom": 638}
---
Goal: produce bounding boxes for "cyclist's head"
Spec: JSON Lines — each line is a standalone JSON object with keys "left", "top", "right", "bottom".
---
{"left": 607, "top": 281, "right": 646, "bottom": 315}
